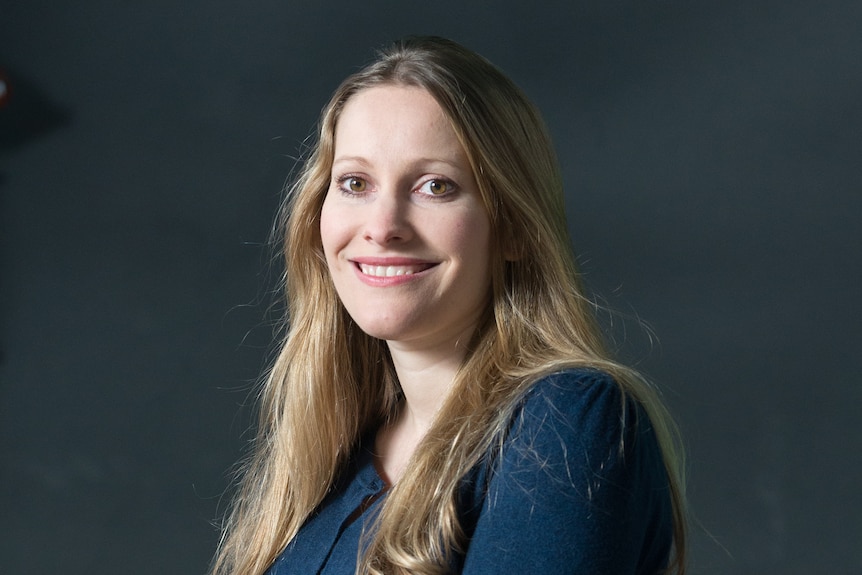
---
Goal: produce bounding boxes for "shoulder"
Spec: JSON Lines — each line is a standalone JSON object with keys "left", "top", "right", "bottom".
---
{"left": 512, "top": 368, "right": 630, "bottom": 451}
{"left": 520, "top": 367, "right": 622, "bottom": 411}
{"left": 498, "top": 367, "right": 668, "bottom": 506}
{"left": 459, "top": 368, "right": 674, "bottom": 573}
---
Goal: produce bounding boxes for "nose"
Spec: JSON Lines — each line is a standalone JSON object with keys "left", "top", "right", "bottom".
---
{"left": 363, "top": 192, "right": 413, "bottom": 245}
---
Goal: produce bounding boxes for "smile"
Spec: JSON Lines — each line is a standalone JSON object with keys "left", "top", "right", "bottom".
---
{"left": 358, "top": 263, "right": 434, "bottom": 277}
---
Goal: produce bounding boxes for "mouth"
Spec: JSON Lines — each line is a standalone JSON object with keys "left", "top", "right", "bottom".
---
{"left": 356, "top": 262, "right": 436, "bottom": 277}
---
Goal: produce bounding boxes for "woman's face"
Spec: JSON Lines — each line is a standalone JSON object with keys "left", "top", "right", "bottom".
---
{"left": 320, "top": 85, "right": 492, "bottom": 351}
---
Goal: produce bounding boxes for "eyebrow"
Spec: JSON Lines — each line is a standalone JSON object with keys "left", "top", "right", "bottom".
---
{"left": 331, "top": 156, "right": 468, "bottom": 172}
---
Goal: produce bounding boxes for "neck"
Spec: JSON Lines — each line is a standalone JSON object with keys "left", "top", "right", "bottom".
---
{"left": 374, "top": 324, "right": 475, "bottom": 484}
{"left": 387, "top": 326, "right": 474, "bottom": 429}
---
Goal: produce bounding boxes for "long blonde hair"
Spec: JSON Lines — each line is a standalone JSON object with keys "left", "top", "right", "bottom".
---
{"left": 211, "top": 36, "right": 686, "bottom": 575}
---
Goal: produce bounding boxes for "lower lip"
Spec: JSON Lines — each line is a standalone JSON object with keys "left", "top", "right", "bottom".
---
{"left": 352, "top": 263, "right": 435, "bottom": 287}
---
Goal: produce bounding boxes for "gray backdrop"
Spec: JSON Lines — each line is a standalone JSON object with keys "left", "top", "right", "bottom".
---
{"left": 1, "top": 1, "right": 860, "bottom": 574}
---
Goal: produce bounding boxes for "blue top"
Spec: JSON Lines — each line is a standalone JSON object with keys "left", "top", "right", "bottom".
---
{"left": 266, "top": 369, "right": 673, "bottom": 574}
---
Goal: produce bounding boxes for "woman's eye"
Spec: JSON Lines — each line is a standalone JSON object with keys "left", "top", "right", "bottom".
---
{"left": 420, "top": 179, "right": 452, "bottom": 196}
{"left": 343, "top": 177, "right": 367, "bottom": 193}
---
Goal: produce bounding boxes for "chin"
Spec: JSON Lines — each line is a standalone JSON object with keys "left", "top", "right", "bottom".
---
{"left": 349, "top": 313, "right": 426, "bottom": 343}
{"left": 352, "top": 323, "right": 409, "bottom": 342}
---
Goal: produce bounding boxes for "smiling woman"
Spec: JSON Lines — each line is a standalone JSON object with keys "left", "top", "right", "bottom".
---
{"left": 210, "top": 36, "right": 687, "bottom": 575}
{"left": 321, "top": 85, "right": 492, "bottom": 355}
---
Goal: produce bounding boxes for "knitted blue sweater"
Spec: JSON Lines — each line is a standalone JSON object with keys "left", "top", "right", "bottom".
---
{"left": 266, "top": 369, "right": 673, "bottom": 574}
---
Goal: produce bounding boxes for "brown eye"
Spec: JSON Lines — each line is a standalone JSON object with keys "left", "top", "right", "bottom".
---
{"left": 347, "top": 177, "right": 367, "bottom": 192}
{"left": 429, "top": 180, "right": 447, "bottom": 195}
{"left": 423, "top": 179, "right": 450, "bottom": 196}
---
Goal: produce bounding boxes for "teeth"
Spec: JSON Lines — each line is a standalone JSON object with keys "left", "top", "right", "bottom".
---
{"left": 359, "top": 264, "right": 420, "bottom": 277}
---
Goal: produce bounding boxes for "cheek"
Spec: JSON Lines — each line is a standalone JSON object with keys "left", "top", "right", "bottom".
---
{"left": 450, "top": 210, "right": 493, "bottom": 272}
{"left": 318, "top": 197, "right": 343, "bottom": 261}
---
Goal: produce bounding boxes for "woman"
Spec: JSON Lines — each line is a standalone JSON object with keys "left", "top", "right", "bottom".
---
{"left": 211, "top": 36, "right": 686, "bottom": 575}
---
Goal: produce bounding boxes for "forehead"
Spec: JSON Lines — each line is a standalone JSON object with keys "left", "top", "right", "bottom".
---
{"left": 333, "top": 85, "right": 466, "bottom": 159}
{"left": 339, "top": 84, "right": 446, "bottom": 125}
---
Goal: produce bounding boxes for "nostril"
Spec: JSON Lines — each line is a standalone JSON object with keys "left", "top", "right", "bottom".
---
{"left": 363, "top": 217, "right": 411, "bottom": 244}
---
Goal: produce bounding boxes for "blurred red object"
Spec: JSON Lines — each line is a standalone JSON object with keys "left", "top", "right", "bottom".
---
{"left": 0, "top": 68, "right": 9, "bottom": 108}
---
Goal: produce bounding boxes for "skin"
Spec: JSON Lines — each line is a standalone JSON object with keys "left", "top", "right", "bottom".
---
{"left": 319, "top": 85, "right": 492, "bottom": 482}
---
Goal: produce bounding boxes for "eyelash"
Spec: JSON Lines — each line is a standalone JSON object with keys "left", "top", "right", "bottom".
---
{"left": 336, "top": 175, "right": 369, "bottom": 196}
{"left": 335, "top": 175, "right": 458, "bottom": 198}
{"left": 417, "top": 178, "right": 457, "bottom": 197}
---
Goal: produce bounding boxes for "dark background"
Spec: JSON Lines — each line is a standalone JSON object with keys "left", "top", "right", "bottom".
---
{"left": 1, "top": 1, "right": 860, "bottom": 573}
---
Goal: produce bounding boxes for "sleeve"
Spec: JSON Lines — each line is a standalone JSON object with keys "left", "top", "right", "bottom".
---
{"left": 460, "top": 370, "right": 673, "bottom": 575}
